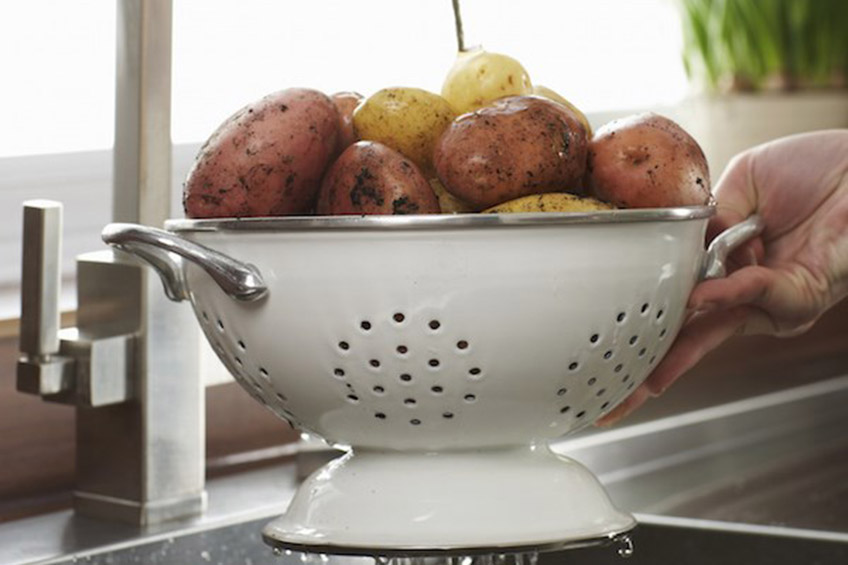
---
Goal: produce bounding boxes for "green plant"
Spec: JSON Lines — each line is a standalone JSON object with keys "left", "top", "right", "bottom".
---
{"left": 679, "top": 0, "right": 848, "bottom": 92}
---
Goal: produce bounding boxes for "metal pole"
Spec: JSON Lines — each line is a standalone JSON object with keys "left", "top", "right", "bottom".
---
{"left": 73, "top": 0, "right": 205, "bottom": 525}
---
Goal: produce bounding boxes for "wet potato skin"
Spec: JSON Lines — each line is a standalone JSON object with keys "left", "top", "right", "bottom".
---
{"left": 586, "top": 112, "right": 712, "bottom": 209}
{"left": 352, "top": 87, "right": 456, "bottom": 176}
{"left": 316, "top": 141, "right": 440, "bottom": 215}
{"left": 433, "top": 95, "right": 589, "bottom": 210}
{"left": 331, "top": 91, "right": 363, "bottom": 157}
{"left": 183, "top": 88, "right": 339, "bottom": 218}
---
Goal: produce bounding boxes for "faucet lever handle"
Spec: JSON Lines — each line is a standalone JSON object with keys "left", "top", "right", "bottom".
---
{"left": 20, "top": 200, "right": 63, "bottom": 359}
{"left": 18, "top": 200, "right": 75, "bottom": 398}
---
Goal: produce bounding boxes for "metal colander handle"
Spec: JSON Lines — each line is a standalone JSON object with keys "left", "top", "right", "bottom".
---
{"left": 102, "top": 223, "right": 268, "bottom": 302}
{"left": 700, "top": 215, "right": 765, "bottom": 280}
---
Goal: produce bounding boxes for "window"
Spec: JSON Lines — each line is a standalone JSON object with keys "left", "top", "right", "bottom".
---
{"left": 1, "top": 1, "right": 688, "bottom": 318}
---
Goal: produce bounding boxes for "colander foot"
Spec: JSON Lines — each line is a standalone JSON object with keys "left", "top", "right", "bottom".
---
{"left": 263, "top": 444, "right": 635, "bottom": 555}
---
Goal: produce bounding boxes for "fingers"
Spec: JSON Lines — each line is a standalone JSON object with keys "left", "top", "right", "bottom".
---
{"left": 596, "top": 305, "right": 756, "bottom": 427}
{"left": 596, "top": 386, "right": 651, "bottom": 427}
{"left": 643, "top": 306, "right": 753, "bottom": 395}
{"left": 689, "top": 266, "right": 773, "bottom": 310}
{"left": 691, "top": 264, "right": 822, "bottom": 336}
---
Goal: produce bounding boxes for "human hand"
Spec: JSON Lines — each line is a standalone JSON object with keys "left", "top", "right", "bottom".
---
{"left": 599, "top": 129, "right": 848, "bottom": 425}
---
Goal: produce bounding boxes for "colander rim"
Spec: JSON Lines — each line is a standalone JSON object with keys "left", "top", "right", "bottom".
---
{"left": 166, "top": 205, "right": 714, "bottom": 232}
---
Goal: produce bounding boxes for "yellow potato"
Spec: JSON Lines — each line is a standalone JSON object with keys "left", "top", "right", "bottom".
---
{"left": 441, "top": 48, "right": 532, "bottom": 115}
{"left": 429, "top": 178, "right": 475, "bottom": 214}
{"left": 353, "top": 87, "right": 456, "bottom": 175}
{"left": 532, "top": 85, "right": 592, "bottom": 137}
{"left": 483, "top": 193, "right": 614, "bottom": 214}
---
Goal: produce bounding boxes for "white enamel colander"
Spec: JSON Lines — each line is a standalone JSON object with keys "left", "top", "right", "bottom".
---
{"left": 102, "top": 208, "right": 762, "bottom": 557}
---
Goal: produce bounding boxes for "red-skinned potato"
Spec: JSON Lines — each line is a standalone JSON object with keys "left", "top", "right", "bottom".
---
{"left": 433, "top": 95, "right": 588, "bottom": 210}
{"left": 331, "top": 91, "right": 363, "bottom": 156}
{"left": 586, "top": 113, "right": 711, "bottom": 208}
{"left": 183, "top": 88, "right": 339, "bottom": 218}
{"left": 316, "top": 141, "right": 440, "bottom": 215}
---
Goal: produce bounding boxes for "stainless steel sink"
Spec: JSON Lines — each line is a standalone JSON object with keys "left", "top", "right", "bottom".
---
{"left": 17, "top": 515, "right": 848, "bottom": 564}
{"left": 5, "top": 375, "right": 848, "bottom": 564}
{"left": 556, "top": 374, "right": 848, "bottom": 532}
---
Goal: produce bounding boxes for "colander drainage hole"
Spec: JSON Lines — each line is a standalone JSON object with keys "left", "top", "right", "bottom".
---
{"left": 217, "top": 319, "right": 224, "bottom": 331}
{"left": 614, "top": 363, "right": 624, "bottom": 373}
{"left": 650, "top": 355, "right": 657, "bottom": 364}
{"left": 393, "top": 313, "right": 405, "bottom": 323}
{"left": 276, "top": 392, "right": 287, "bottom": 402}
{"left": 629, "top": 335, "right": 638, "bottom": 346}
{"left": 641, "top": 303, "right": 650, "bottom": 314}
{"left": 601, "top": 401, "right": 610, "bottom": 410}
{"left": 410, "top": 419, "right": 421, "bottom": 426}
{"left": 468, "top": 367, "right": 481, "bottom": 377}
{"left": 375, "top": 412, "right": 386, "bottom": 420}
{"left": 334, "top": 368, "right": 345, "bottom": 378}
{"left": 638, "top": 348, "right": 647, "bottom": 357}
{"left": 443, "top": 412, "right": 454, "bottom": 419}
{"left": 373, "top": 386, "right": 385, "bottom": 395}
{"left": 587, "top": 377, "right": 597, "bottom": 386}
{"left": 369, "top": 359, "right": 381, "bottom": 368}
{"left": 464, "top": 394, "right": 477, "bottom": 403}
{"left": 603, "top": 350, "right": 613, "bottom": 360}
{"left": 616, "top": 312, "right": 626, "bottom": 323}
{"left": 659, "top": 328, "right": 667, "bottom": 338}
{"left": 568, "top": 362, "right": 579, "bottom": 371}
{"left": 400, "top": 373, "right": 413, "bottom": 383}
{"left": 656, "top": 309, "right": 665, "bottom": 320}
{"left": 576, "top": 410, "right": 586, "bottom": 418}
{"left": 360, "top": 320, "right": 372, "bottom": 331}
{"left": 234, "top": 356, "right": 243, "bottom": 367}
{"left": 346, "top": 394, "right": 359, "bottom": 403}
{"left": 428, "top": 320, "right": 441, "bottom": 330}
{"left": 396, "top": 345, "right": 408, "bottom": 355}
{"left": 596, "top": 388, "right": 607, "bottom": 397}
{"left": 457, "top": 340, "right": 469, "bottom": 350}
{"left": 338, "top": 341, "right": 350, "bottom": 351}
{"left": 259, "top": 368, "right": 269, "bottom": 380}
{"left": 557, "top": 388, "right": 568, "bottom": 396}
{"left": 589, "top": 333, "right": 600, "bottom": 344}
{"left": 431, "top": 385, "right": 444, "bottom": 394}
{"left": 622, "top": 374, "right": 631, "bottom": 383}
{"left": 237, "top": 340, "right": 246, "bottom": 351}
{"left": 404, "top": 398, "right": 417, "bottom": 406}
{"left": 202, "top": 311, "right": 209, "bottom": 321}
{"left": 560, "top": 406, "right": 571, "bottom": 414}
{"left": 428, "top": 359, "right": 440, "bottom": 368}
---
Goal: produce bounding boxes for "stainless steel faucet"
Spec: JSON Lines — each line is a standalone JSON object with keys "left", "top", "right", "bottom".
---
{"left": 16, "top": 0, "right": 206, "bottom": 525}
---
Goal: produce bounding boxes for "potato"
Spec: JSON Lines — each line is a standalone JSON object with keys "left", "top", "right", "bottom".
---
{"left": 352, "top": 87, "right": 455, "bottom": 176}
{"left": 483, "top": 192, "right": 614, "bottom": 214}
{"left": 586, "top": 113, "right": 712, "bottom": 208}
{"left": 532, "top": 85, "right": 592, "bottom": 137}
{"left": 331, "top": 91, "right": 363, "bottom": 156}
{"left": 316, "top": 141, "right": 440, "bottom": 215}
{"left": 433, "top": 95, "right": 588, "bottom": 210}
{"left": 441, "top": 49, "right": 532, "bottom": 115}
{"left": 429, "top": 177, "right": 475, "bottom": 214}
{"left": 183, "top": 88, "right": 339, "bottom": 218}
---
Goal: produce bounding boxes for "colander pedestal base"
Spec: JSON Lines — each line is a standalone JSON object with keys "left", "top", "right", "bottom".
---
{"left": 263, "top": 444, "right": 635, "bottom": 555}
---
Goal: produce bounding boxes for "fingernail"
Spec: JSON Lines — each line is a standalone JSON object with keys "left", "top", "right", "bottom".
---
{"left": 685, "top": 305, "right": 713, "bottom": 324}
{"left": 746, "top": 248, "right": 759, "bottom": 266}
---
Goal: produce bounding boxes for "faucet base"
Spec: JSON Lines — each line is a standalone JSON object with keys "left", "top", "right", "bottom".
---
{"left": 74, "top": 490, "right": 207, "bottom": 526}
